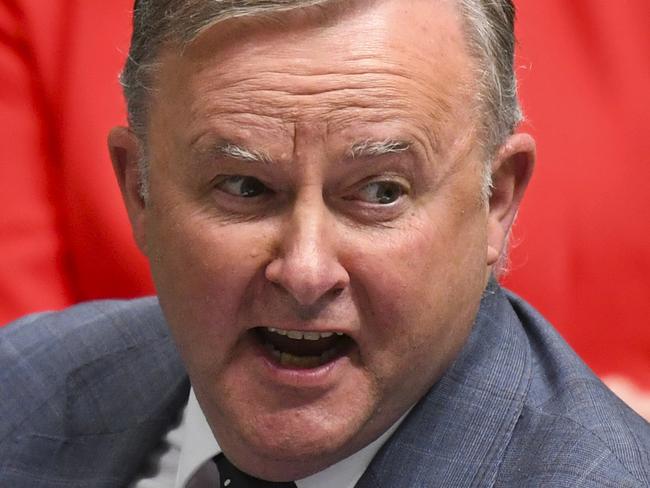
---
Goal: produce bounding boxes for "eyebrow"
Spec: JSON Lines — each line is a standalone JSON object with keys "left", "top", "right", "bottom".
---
{"left": 203, "top": 138, "right": 411, "bottom": 164}
{"left": 347, "top": 139, "right": 411, "bottom": 159}
{"left": 215, "top": 142, "right": 273, "bottom": 164}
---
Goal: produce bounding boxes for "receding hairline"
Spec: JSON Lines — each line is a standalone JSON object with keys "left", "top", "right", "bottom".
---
{"left": 151, "top": 0, "right": 363, "bottom": 77}
{"left": 187, "top": 0, "right": 358, "bottom": 43}
{"left": 130, "top": 0, "right": 482, "bottom": 136}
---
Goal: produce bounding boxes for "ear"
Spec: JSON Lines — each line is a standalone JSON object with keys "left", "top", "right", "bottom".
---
{"left": 108, "top": 126, "right": 148, "bottom": 254}
{"left": 486, "top": 133, "right": 536, "bottom": 266}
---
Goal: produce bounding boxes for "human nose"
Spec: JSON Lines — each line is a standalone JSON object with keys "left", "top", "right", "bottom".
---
{"left": 265, "top": 194, "right": 349, "bottom": 308}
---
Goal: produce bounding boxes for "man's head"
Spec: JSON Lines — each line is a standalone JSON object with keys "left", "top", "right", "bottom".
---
{"left": 109, "top": 0, "right": 534, "bottom": 481}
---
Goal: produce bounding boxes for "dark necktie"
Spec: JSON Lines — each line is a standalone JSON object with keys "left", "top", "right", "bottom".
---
{"left": 213, "top": 454, "right": 297, "bottom": 488}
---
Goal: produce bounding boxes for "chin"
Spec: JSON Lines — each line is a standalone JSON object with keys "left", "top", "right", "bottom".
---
{"left": 213, "top": 400, "right": 373, "bottom": 479}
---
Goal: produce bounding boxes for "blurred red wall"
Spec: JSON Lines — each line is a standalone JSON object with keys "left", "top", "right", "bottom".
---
{"left": 0, "top": 0, "right": 153, "bottom": 318}
{"left": 505, "top": 0, "right": 650, "bottom": 389}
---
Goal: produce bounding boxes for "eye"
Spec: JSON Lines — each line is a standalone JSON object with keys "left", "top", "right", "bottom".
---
{"left": 215, "top": 176, "right": 270, "bottom": 198}
{"left": 356, "top": 180, "right": 407, "bottom": 205}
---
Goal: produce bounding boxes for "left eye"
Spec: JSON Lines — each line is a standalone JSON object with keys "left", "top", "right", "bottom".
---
{"left": 355, "top": 181, "right": 406, "bottom": 204}
{"left": 216, "top": 176, "right": 269, "bottom": 198}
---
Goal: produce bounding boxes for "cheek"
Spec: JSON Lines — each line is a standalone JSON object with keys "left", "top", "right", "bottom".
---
{"left": 348, "top": 206, "right": 488, "bottom": 368}
{"left": 358, "top": 211, "right": 485, "bottom": 305}
{"left": 145, "top": 207, "right": 274, "bottom": 345}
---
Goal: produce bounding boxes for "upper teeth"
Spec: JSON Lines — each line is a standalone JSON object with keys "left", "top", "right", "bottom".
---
{"left": 266, "top": 327, "right": 343, "bottom": 340}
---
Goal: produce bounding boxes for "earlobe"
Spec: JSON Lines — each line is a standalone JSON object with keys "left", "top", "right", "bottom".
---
{"left": 108, "top": 127, "right": 148, "bottom": 253}
{"left": 486, "top": 133, "right": 536, "bottom": 267}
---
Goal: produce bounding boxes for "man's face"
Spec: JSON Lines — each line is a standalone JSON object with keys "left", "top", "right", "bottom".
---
{"left": 119, "top": 0, "right": 511, "bottom": 480}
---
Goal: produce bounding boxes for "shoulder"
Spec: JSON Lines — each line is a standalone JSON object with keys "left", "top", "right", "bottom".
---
{"left": 0, "top": 298, "right": 179, "bottom": 441}
{"left": 0, "top": 297, "right": 169, "bottom": 383}
{"left": 497, "top": 290, "right": 650, "bottom": 487}
{"left": 498, "top": 403, "right": 649, "bottom": 487}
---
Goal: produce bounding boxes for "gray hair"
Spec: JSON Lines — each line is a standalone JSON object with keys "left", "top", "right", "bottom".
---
{"left": 121, "top": 0, "right": 521, "bottom": 200}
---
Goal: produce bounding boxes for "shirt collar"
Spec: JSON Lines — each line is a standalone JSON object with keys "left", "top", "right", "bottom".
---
{"left": 176, "top": 388, "right": 409, "bottom": 488}
{"left": 175, "top": 389, "right": 218, "bottom": 487}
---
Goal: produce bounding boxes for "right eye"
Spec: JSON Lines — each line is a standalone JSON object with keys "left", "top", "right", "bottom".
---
{"left": 354, "top": 180, "right": 407, "bottom": 205}
{"left": 215, "top": 176, "right": 270, "bottom": 198}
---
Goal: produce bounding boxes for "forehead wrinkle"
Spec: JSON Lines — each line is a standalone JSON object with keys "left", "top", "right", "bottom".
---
{"left": 181, "top": 53, "right": 470, "bottom": 165}
{"left": 193, "top": 61, "right": 454, "bottom": 106}
{"left": 324, "top": 107, "right": 444, "bottom": 157}
{"left": 227, "top": 72, "right": 452, "bottom": 110}
{"left": 218, "top": 68, "right": 455, "bottom": 136}
{"left": 207, "top": 86, "right": 449, "bottom": 155}
{"left": 186, "top": 108, "right": 288, "bottom": 137}
{"left": 185, "top": 109, "right": 294, "bottom": 160}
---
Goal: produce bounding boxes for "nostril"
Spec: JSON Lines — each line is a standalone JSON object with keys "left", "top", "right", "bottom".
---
{"left": 265, "top": 263, "right": 347, "bottom": 307}
{"left": 329, "top": 287, "right": 344, "bottom": 298}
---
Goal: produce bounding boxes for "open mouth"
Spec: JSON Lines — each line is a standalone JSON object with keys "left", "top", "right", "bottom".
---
{"left": 254, "top": 327, "right": 354, "bottom": 369}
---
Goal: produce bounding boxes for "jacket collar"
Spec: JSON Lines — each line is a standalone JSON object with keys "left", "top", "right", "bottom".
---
{"left": 59, "top": 336, "right": 190, "bottom": 487}
{"left": 357, "top": 280, "right": 533, "bottom": 488}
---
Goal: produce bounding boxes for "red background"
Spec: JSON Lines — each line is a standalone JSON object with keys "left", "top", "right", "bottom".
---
{"left": 1, "top": 1, "right": 648, "bottom": 389}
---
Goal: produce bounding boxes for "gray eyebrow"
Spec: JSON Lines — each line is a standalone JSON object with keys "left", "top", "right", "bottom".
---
{"left": 216, "top": 142, "right": 273, "bottom": 164}
{"left": 210, "top": 139, "right": 410, "bottom": 164}
{"left": 347, "top": 139, "right": 411, "bottom": 159}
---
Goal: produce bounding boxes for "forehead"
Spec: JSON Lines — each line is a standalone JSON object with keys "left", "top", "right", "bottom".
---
{"left": 150, "top": 0, "right": 477, "bottom": 153}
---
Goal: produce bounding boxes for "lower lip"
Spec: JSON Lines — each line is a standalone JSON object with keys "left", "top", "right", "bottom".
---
{"left": 252, "top": 340, "right": 353, "bottom": 388}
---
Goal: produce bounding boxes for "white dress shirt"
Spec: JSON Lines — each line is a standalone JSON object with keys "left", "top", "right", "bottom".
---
{"left": 133, "top": 389, "right": 408, "bottom": 488}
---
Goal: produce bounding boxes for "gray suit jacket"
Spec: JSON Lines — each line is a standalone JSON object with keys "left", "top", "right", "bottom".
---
{"left": 1, "top": 282, "right": 649, "bottom": 487}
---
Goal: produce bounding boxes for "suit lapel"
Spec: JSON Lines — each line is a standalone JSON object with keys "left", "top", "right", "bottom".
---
{"left": 8, "top": 300, "right": 190, "bottom": 487}
{"left": 60, "top": 336, "right": 190, "bottom": 486}
{"left": 357, "top": 282, "right": 532, "bottom": 487}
